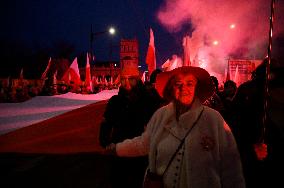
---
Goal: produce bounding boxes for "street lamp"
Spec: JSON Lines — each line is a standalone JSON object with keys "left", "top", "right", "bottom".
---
{"left": 89, "top": 25, "right": 116, "bottom": 63}
{"left": 109, "top": 27, "right": 116, "bottom": 35}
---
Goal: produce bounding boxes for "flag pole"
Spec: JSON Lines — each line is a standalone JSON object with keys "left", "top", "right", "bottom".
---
{"left": 261, "top": 0, "right": 276, "bottom": 143}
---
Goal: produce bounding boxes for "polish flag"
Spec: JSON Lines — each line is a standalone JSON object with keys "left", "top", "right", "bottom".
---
{"left": 182, "top": 35, "right": 191, "bottom": 66}
{"left": 141, "top": 71, "right": 146, "bottom": 83}
{"left": 85, "top": 53, "right": 93, "bottom": 92}
{"left": 53, "top": 70, "right": 57, "bottom": 85}
{"left": 226, "top": 60, "right": 231, "bottom": 81}
{"left": 19, "top": 68, "right": 24, "bottom": 79}
{"left": 62, "top": 57, "right": 81, "bottom": 85}
{"left": 68, "top": 72, "right": 72, "bottom": 82}
{"left": 146, "top": 28, "right": 156, "bottom": 76}
{"left": 224, "top": 68, "right": 228, "bottom": 83}
{"left": 41, "top": 57, "right": 52, "bottom": 80}
{"left": 234, "top": 65, "right": 240, "bottom": 86}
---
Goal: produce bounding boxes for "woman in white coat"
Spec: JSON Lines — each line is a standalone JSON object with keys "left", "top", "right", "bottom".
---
{"left": 106, "top": 66, "right": 245, "bottom": 188}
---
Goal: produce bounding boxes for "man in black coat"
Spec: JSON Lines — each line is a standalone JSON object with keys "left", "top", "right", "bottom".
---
{"left": 229, "top": 58, "right": 284, "bottom": 188}
{"left": 99, "top": 69, "right": 164, "bottom": 188}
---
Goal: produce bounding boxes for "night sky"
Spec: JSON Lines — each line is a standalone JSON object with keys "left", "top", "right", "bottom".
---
{"left": 1, "top": 0, "right": 187, "bottom": 68}
{"left": 1, "top": 0, "right": 283, "bottom": 77}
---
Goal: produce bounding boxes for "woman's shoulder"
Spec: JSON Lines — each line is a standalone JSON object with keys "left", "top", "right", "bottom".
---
{"left": 154, "top": 102, "right": 173, "bottom": 114}
{"left": 148, "top": 103, "right": 174, "bottom": 124}
{"left": 202, "top": 106, "right": 229, "bottom": 131}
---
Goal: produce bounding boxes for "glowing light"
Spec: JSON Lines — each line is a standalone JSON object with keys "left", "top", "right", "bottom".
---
{"left": 109, "top": 27, "right": 115, "bottom": 35}
{"left": 138, "top": 65, "right": 141, "bottom": 68}
{"left": 230, "top": 24, "right": 236, "bottom": 29}
{"left": 114, "top": 64, "right": 117, "bottom": 67}
{"left": 213, "top": 40, "right": 219, "bottom": 46}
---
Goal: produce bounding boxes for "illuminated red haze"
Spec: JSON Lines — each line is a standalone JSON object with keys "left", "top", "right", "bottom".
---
{"left": 156, "top": 0, "right": 284, "bottom": 82}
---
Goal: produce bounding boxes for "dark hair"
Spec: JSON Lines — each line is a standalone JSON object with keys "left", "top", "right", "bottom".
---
{"left": 252, "top": 58, "right": 278, "bottom": 80}
{"left": 210, "top": 76, "right": 219, "bottom": 90}
{"left": 224, "top": 80, "right": 237, "bottom": 90}
{"left": 162, "top": 75, "right": 177, "bottom": 103}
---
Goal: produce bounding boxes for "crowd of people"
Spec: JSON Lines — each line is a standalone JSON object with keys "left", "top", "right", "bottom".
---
{"left": 101, "top": 66, "right": 245, "bottom": 188}
{"left": 99, "top": 67, "right": 165, "bottom": 188}
{"left": 1, "top": 57, "right": 283, "bottom": 187}
{"left": 0, "top": 79, "right": 119, "bottom": 103}
{"left": 99, "top": 57, "right": 284, "bottom": 188}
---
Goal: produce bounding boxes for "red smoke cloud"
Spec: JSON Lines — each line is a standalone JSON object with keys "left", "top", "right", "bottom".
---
{"left": 157, "top": 0, "right": 284, "bottom": 80}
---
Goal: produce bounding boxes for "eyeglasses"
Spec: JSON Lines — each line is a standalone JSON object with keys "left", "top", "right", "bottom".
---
{"left": 174, "top": 81, "right": 196, "bottom": 89}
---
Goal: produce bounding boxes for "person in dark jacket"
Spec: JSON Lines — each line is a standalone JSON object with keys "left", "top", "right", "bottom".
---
{"left": 203, "top": 76, "right": 224, "bottom": 113}
{"left": 99, "top": 67, "right": 163, "bottom": 188}
{"left": 228, "top": 58, "right": 284, "bottom": 187}
{"left": 229, "top": 66, "right": 265, "bottom": 187}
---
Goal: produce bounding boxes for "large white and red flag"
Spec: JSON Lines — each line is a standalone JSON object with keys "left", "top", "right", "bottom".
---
{"left": 53, "top": 70, "right": 57, "bottom": 85}
{"left": 146, "top": 28, "right": 156, "bottom": 76}
{"left": 182, "top": 35, "right": 191, "bottom": 66}
{"left": 19, "top": 68, "right": 24, "bottom": 79}
{"left": 41, "top": 57, "right": 52, "bottom": 80}
{"left": 62, "top": 57, "right": 81, "bottom": 85}
{"left": 85, "top": 53, "right": 93, "bottom": 92}
{"left": 234, "top": 65, "right": 240, "bottom": 86}
{"left": 225, "top": 60, "right": 231, "bottom": 82}
{"left": 141, "top": 71, "right": 146, "bottom": 83}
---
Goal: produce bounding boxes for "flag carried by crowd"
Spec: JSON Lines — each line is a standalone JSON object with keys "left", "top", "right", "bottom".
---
{"left": 85, "top": 53, "right": 93, "bottom": 92}
{"left": 62, "top": 57, "right": 81, "bottom": 85}
{"left": 41, "top": 57, "right": 52, "bottom": 80}
{"left": 183, "top": 35, "right": 191, "bottom": 66}
{"left": 146, "top": 28, "right": 156, "bottom": 76}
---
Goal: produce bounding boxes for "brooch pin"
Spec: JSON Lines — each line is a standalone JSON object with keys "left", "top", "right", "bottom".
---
{"left": 200, "top": 135, "right": 215, "bottom": 151}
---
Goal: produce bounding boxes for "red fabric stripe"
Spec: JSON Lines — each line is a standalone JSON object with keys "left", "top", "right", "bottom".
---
{"left": 0, "top": 100, "right": 108, "bottom": 154}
